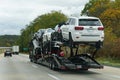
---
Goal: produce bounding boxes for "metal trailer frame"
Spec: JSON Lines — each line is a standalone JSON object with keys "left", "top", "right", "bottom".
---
{"left": 29, "top": 31, "right": 103, "bottom": 71}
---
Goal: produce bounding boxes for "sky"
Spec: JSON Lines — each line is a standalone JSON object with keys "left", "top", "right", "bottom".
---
{"left": 0, "top": 0, "right": 89, "bottom": 35}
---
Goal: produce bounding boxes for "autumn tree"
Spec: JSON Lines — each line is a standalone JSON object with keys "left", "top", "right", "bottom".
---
{"left": 81, "top": 0, "right": 120, "bottom": 59}
{"left": 81, "top": 0, "right": 110, "bottom": 17}
{"left": 100, "top": 8, "right": 120, "bottom": 37}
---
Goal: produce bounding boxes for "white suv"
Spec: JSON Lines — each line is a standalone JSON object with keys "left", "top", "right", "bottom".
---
{"left": 60, "top": 16, "right": 104, "bottom": 46}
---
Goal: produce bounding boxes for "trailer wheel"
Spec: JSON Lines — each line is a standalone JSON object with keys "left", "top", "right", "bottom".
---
{"left": 30, "top": 59, "right": 33, "bottom": 62}
{"left": 30, "top": 56, "right": 33, "bottom": 62}
{"left": 49, "top": 61, "right": 56, "bottom": 70}
{"left": 33, "top": 57, "right": 37, "bottom": 63}
{"left": 50, "top": 62, "right": 54, "bottom": 70}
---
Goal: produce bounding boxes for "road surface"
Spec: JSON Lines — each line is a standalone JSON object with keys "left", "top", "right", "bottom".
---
{"left": 0, "top": 53, "right": 120, "bottom": 80}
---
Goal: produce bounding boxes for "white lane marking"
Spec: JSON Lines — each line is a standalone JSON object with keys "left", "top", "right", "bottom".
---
{"left": 48, "top": 74, "right": 61, "bottom": 80}
{"left": 32, "top": 64, "right": 38, "bottom": 68}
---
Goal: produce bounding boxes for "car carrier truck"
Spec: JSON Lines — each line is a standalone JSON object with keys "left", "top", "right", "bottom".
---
{"left": 29, "top": 27, "right": 103, "bottom": 70}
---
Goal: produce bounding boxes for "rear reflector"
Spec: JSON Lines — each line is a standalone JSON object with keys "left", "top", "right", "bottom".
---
{"left": 60, "top": 66, "right": 66, "bottom": 70}
{"left": 75, "top": 26, "right": 84, "bottom": 30}
{"left": 59, "top": 51, "right": 64, "bottom": 57}
{"left": 98, "top": 27, "right": 104, "bottom": 30}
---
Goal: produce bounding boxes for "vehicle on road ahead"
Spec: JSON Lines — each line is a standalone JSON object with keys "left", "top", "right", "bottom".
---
{"left": 4, "top": 50, "right": 12, "bottom": 57}
{"left": 12, "top": 46, "right": 19, "bottom": 55}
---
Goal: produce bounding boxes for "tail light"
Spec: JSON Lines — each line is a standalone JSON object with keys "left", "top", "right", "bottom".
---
{"left": 59, "top": 51, "right": 64, "bottom": 57}
{"left": 60, "top": 65, "right": 66, "bottom": 70}
{"left": 98, "top": 27, "right": 104, "bottom": 30}
{"left": 75, "top": 26, "right": 84, "bottom": 30}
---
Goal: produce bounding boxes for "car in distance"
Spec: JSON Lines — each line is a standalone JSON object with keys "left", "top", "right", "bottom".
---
{"left": 4, "top": 50, "right": 12, "bottom": 57}
{"left": 60, "top": 16, "right": 104, "bottom": 47}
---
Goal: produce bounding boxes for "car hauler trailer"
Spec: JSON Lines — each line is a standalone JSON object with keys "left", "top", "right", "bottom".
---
{"left": 29, "top": 29, "right": 103, "bottom": 70}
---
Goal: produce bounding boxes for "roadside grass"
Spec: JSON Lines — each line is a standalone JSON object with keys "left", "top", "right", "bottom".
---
{"left": 97, "top": 58, "right": 120, "bottom": 68}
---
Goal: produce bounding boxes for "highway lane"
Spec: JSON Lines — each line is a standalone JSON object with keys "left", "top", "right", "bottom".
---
{"left": 0, "top": 53, "right": 120, "bottom": 80}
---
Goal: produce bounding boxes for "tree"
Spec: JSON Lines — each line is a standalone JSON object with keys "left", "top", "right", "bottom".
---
{"left": 17, "top": 11, "right": 67, "bottom": 52}
{"left": 82, "top": 0, "right": 111, "bottom": 17}
{"left": 81, "top": 0, "right": 120, "bottom": 59}
{"left": 100, "top": 8, "right": 120, "bottom": 37}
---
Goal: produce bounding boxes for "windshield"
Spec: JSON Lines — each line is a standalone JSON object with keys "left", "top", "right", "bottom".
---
{"left": 79, "top": 19, "right": 102, "bottom": 26}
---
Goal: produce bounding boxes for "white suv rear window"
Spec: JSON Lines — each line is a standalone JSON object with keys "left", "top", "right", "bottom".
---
{"left": 79, "top": 19, "right": 101, "bottom": 26}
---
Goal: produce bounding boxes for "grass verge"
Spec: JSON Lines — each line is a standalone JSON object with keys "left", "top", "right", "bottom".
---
{"left": 97, "top": 58, "right": 120, "bottom": 68}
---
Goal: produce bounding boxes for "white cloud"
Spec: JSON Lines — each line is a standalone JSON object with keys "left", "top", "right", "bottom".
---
{"left": 0, "top": 0, "right": 89, "bottom": 35}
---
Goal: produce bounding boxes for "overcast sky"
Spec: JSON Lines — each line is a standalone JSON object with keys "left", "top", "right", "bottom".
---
{"left": 0, "top": 0, "right": 89, "bottom": 35}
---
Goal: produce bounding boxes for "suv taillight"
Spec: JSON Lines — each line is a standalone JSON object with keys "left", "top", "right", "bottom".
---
{"left": 75, "top": 26, "right": 84, "bottom": 30}
{"left": 98, "top": 27, "right": 104, "bottom": 30}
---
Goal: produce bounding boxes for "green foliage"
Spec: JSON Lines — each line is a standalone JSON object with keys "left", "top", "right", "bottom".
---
{"left": 97, "top": 57, "right": 120, "bottom": 67}
{"left": 81, "top": 0, "right": 111, "bottom": 16}
{"left": 32, "top": 11, "right": 67, "bottom": 31}
{"left": 17, "top": 11, "right": 67, "bottom": 51}
{"left": 0, "top": 35, "right": 19, "bottom": 47}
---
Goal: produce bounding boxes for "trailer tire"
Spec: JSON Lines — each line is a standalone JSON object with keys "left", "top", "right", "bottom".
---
{"left": 33, "top": 58, "right": 37, "bottom": 63}
{"left": 30, "top": 59, "right": 33, "bottom": 62}
{"left": 49, "top": 61, "right": 56, "bottom": 70}
{"left": 30, "top": 57, "right": 33, "bottom": 62}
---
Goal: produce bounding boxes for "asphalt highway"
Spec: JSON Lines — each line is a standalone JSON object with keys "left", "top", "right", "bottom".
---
{"left": 0, "top": 54, "right": 120, "bottom": 80}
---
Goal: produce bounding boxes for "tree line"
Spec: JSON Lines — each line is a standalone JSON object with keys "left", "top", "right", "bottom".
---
{"left": 0, "top": 35, "right": 19, "bottom": 47}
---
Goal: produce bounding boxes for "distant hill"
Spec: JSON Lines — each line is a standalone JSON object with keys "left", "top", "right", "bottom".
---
{"left": 0, "top": 35, "right": 19, "bottom": 47}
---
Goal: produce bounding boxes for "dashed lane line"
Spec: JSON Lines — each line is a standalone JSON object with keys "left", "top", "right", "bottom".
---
{"left": 48, "top": 73, "right": 61, "bottom": 80}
